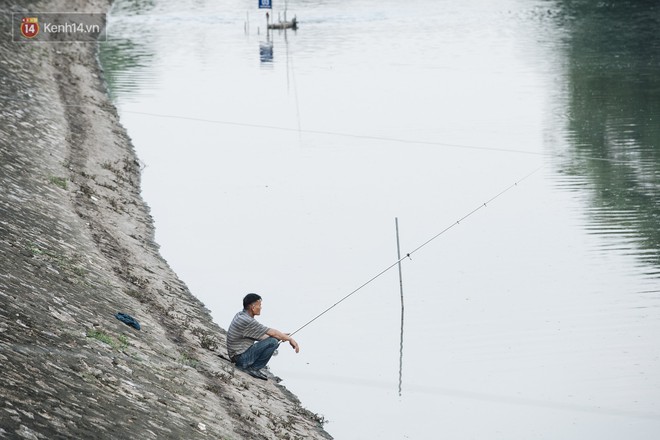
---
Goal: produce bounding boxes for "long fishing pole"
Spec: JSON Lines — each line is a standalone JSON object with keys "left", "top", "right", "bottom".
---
{"left": 287, "top": 166, "right": 543, "bottom": 338}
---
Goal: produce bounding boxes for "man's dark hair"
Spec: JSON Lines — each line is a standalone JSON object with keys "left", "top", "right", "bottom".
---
{"left": 243, "top": 293, "right": 262, "bottom": 309}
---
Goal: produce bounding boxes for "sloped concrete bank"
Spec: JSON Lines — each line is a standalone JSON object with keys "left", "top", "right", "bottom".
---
{"left": 0, "top": 0, "right": 332, "bottom": 438}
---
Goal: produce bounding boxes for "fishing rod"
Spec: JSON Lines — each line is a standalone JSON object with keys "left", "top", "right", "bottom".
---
{"left": 287, "top": 166, "right": 543, "bottom": 338}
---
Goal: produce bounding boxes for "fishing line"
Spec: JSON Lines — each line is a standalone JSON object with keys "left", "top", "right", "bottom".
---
{"left": 287, "top": 166, "right": 543, "bottom": 338}
{"left": 0, "top": 94, "right": 652, "bottom": 166}
{"left": 122, "top": 109, "right": 544, "bottom": 156}
{"left": 0, "top": 94, "right": 538, "bottom": 156}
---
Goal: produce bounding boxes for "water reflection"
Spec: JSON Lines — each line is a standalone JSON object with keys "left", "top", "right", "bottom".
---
{"left": 553, "top": 0, "right": 660, "bottom": 273}
{"left": 99, "top": 39, "right": 157, "bottom": 99}
{"left": 110, "top": 0, "right": 157, "bottom": 15}
{"left": 395, "top": 218, "right": 405, "bottom": 397}
{"left": 259, "top": 39, "right": 274, "bottom": 63}
{"left": 99, "top": 1, "right": 160, "bottom": 101}
{"left": 260, "top": 25, "right": 299, "bottom": 64}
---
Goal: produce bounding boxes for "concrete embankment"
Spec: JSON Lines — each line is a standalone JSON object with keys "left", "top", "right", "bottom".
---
{"left": 0, "top": 1, "right": 331, "bottom": 438}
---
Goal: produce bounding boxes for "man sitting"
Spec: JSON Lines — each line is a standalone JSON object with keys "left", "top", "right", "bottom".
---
{"left": 227, "top": 293, "right": 300, "bottom": 380}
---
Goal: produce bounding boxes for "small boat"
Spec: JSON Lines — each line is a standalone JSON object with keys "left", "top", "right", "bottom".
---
{"left": 268, "top": 16, "right": 297, "bottom": 30}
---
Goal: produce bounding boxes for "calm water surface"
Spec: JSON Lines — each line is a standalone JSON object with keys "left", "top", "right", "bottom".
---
{"left": 100, "top": 1, "right": 660, "bottom": 438}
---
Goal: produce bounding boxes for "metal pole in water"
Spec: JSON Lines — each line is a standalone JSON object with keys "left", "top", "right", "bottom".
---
{"left": 395, "top": 217, "right": 405, "bottom": 396}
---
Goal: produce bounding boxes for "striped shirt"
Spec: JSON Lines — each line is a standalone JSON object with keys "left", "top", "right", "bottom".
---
{"left": 227, "top": 310, "right": 269, "bottom": 359}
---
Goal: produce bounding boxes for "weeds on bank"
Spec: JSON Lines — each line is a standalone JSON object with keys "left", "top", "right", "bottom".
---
{"left": 178, "top": 352, "right": 199, "bottom": 368}
{"left": 87, "top": 329, "right": 130, "bottom": 351}
{"left": 49, "top": 176, "right": 67, "bottom": 189}
{"left": 190, "top": 326, "right": 219, "bottom": 351}
{"left": 125, "top": 288, "right": 145, "bottom": 302}
{"left": 27, "top": 242, "right": 88, "bottom": 280}
{"left": 294, "top": 404, "right": 327, "bottom": 426}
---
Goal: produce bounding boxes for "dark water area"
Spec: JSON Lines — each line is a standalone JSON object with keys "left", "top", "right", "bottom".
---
{"left": 554, "top": 1, "right": 660, "bottom": 272}
{"left": 100, "top": 0, "right": 660, "bottom": 438}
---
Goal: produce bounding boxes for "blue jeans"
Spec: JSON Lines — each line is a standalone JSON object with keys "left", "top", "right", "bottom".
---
{"left": 235, "top": 337, "right": 278, "bottom": 371}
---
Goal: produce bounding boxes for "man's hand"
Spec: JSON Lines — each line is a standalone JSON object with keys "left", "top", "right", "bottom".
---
{"left": 266, "top": 328, "right": 300, "bottom": 353}
{"left": 288, "top": 337, "right": 300, "bottom": 353}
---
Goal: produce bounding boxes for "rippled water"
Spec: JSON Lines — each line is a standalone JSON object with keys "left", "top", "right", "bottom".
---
{"left": 100, "top": 0, "right": 660, "bottom": 438}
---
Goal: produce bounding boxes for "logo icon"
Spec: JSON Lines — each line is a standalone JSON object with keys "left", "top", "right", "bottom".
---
{"left": 20, "top": 17, "right": 40, "bottom": 39}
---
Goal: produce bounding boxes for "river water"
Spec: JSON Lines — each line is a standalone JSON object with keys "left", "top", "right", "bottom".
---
{"left": 99, "top": 1, "right": 660, "bottom": 438}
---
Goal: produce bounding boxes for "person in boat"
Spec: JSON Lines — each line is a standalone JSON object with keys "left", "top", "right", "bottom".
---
{"left": 227, "top": 293, "right": 300, "bottom": 380}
